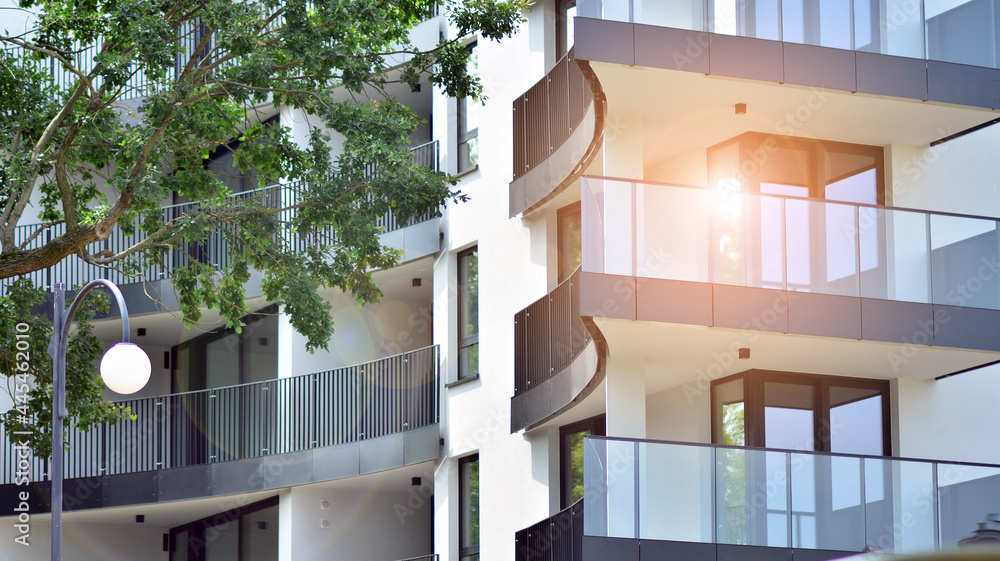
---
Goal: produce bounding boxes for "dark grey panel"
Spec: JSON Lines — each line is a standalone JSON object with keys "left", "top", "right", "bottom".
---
{"left": 101, "top": 472, "right": 157, "bottom": 507}
{"left": 211, "top": 460, "right": 265, "bottom": 495}
{"left": 709, "top": 35, "right": 783, "bottom": 83}
{"left": 62, "top": 477, "right": 103, "bottom": 511}
{"left": 510, "top": 393, "right": 528, "bottom": 433}
{"left": 787, "top": 292, "right": 861, "bottom": 339}
{"left": 718, "top": 544, "right": 792, "bottom": 561}
{"left": 510, "top": 176, "right": 526, "bottom": 218}
{"left": 360, "top": 433, "right": 405, "bottom": 474}
{"left": 258, "top": 450, "right": 313, "bottom": 490}
{"left": 640, "top": 539, "right": 716, "bottom": 561}
{"left": 403, "top": 425, "right": 441, "bottom": 465}
{"left": 636, "top": 277, "right": 713, "bottom": 326}
{"left": 158, "top": 464, "right": 212, "bottom": 502}
{"left": 860, "top": 299, "right": 934, "bottom": 346}
{"left": 524, "top": 378, "right": 554, "bottom": 427}
{"left": 312, "top": 442, "right": 360, "bottom": 481}
{"left": 582, "top": 536, "right": 639, "bottom": 561}
{"left": 634, "top": 25, "right": 710, "bottom": 73}
{"left": 579, "top": 272, "right": 637, "bottom": 320}
{"left": 856, "top": 52, "right": 927, "bottom": 100}
{"left": 574, "top": 17, "right": 635, "bottom": 66}
{"left": 927, "top": 60, "right": 1000, "bottom": 109}
{"left": 933, "top": 304, "right": 1000, "bottom": 352}
{"left": 713, "top": 285, "right": 789, "bottom": 333}
{"left": 792, "top": 549, "right": 859, "bottom": 561}
{"left": 782, "top": 43, "right": 856, "bottom": 91}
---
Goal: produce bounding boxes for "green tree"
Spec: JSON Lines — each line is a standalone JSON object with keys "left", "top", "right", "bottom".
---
{"left": 0, "top": 0, "right": 528, "bottom": 457}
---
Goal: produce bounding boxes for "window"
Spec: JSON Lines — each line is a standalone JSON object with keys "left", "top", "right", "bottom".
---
{"left": 560, "top": 415, "right": 604, "bottom": 509}
{"left": 458, "top": 247, "right": 479, "bottom": 379}
{"left": 556, "top": 0, "right": 577, "bottom": 59}
{"left": 557, "top": 202, "right": 582, "bottom": 283}
{"left": 457, "top": 43, "right": 479, "bottom": 174}
{"left": 169, "top": 496, "right": 278, "bottom": 561}
{"left": 710, "top": 370, "right": 890, "bottom": 454}
{"left": 459, "top": 454, "right": 480, "bottom": 561}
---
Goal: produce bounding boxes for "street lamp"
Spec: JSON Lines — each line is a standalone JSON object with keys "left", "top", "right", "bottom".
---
{"left": 47, "top": 280, "right": 151, "bottom": 561}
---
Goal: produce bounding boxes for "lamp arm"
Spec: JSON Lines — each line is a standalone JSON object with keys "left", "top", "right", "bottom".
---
{"left": 59, "top": 279, "right": 131, "bottom": 349}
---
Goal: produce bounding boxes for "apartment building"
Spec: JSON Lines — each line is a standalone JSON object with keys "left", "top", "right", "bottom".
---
{"left": 4, "top": 1, "right": 1000, "bottom": 561}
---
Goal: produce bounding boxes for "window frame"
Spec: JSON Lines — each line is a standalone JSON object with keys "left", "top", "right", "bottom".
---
{"left": 710, "top": 369, "right": 891, "bottom": 455}
{"left": 168, "top": 495, "right": 278, "bottom": 561}
{"left": 457, "top": 42, "right": 479, "bottom": 175}
{"left": 459, "top": 453, "right": 480, "bottom": 561}
{"left": 559, "top": 414, "right": 605, "bottom": 509}
{"left": 457, "top": 246, "right": 479, "bottom": 380}
{"left": 557, "top": 201, "right": 582, "bottom": 284}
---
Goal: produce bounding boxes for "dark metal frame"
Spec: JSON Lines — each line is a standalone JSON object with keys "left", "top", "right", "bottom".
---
{"left": 458, "top": 246, "right": 479, "bottom": 380}
{"left": 168, "top": 495, "right": 278, "bottom": 561}
{"left": 459, "top": 453, "right": 480, "bottom": 561}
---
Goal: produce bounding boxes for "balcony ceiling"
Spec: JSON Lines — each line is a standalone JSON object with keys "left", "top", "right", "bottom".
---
{"left": 591, "top": 61, "right": 1000, "bottom": 168}
{"left": 593, "top": 316, "right": 1000, "bottom": 396}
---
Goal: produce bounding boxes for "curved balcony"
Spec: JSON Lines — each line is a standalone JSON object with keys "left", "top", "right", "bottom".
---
{"left": 2, "top": 141, "right": 441, "bottom": 294}
{"left": 511, "top": 268, "right": 604, "bottom": 433}
{"left": 509, "top": 50, "right": 606, "bottom": 218}
{"left": 0, "top": 345, "right": 439, "bottom": 512}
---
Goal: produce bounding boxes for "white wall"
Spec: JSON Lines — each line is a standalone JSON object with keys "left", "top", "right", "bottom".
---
{"left": 645, "top": 383, "right": 712, "bottom": 444}
{"left": 279, "top": 485, "right": 432, "bottom": 561}
{"left": 0, "top": 518, "right": 168, "bottom": 561}
{"left": 896, "top": 364, "right": 1000, "bottom": 465}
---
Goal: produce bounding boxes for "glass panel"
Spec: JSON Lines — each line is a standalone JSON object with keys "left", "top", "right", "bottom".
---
{"left": 931, "top": 214, "right": 1000, "bottom": 310}
{"left": 712, "top": 378, "right": 745, "bottom": 446}
{"left": 782, "top": 0, "right": 805, "bottom": 43}
{"left": 638, "top": 184, "right": 710, "bottom": 282}
{"left": 205, "top": 336, "right": 240, "bottom": 389}
{"left": 458, "top": 137, "right": 478, "bottom": 174}
{"left": 819, "top": 0, "right": 852, "bottom": 49}
{"left": 242, "top": 505, "right": 279, "bottom": 561}
{"left": 713, "top": 0, "right": 739, "bottom": 35}
{"left": 717, "top": 448, "right": 787, "bottom": 546}
{"left": 204, "top": 518, "right": 240, "bottom": 561}
{"left": 636, "top": 0, "right": 704, "bottom": 30}
{"left": 173, "top": 531, "right": 189, "bottom": 561}
{"left": 937, "top": 463, "right": 1000, "bottom": 546}
{"left": 558, "top": 205, "right": 582, "bottom": 282}
{"left": 854, "top": 0, "right": 874, "bottom": 51}
{"left": 243, "top": 312, "right": 277, "bottom": 384}
{"left": 639, "top": 442, "right": 713, "bottom": 542}
{"left": 862, "top": 208, "right": 930, "bottom": 303}
{"left": 927, "top": 0, "right": 998, "bottom": 68}
{"left": 830, "top": 390, "right": 883, "bottom": 455}
{"left": 865, "top": 458, "right": 936, "bottom": 554}
{"left": 582, "top": 437, "right": 637, "bottom": 538}
{"left": 717, "top": 447, "right": 750, "bottom": 545}
{"left": 794, "top": 454, "right": 866, "bottom": 551}
{"left": 883, "top": 0, "right": 924, "bottom": 58}
{"left": 581, "top": 178, "right": 606, "bottom": 274}
{"left": 753, "top": 0, "right": 781, "bottom": 40}
{"left": 583, "top": 437, "right": 609, "bottom": 536}
{"left": 566, "top": 429, "right": 591, "bottom": 504}
{"left": 766, "top": 452, "right": 790, "bottom": 547}
{"left": 460, "top": 456, "right": 480, "bottom": 550}
{"left": 459, "top": 249, "right": 478, "bottom": 379}
{"left": 764, "top": 381, "right": 816, "bottom": 451}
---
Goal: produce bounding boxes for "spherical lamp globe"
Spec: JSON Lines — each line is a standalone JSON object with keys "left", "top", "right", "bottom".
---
{"left": 100, "top": 342, "right": 151, "bottom": 395}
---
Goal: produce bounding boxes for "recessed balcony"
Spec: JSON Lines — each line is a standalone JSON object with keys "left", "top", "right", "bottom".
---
{"left": 0, "top": 345, "right": 440, "bottom": 512}
{"left": 578, "top": 176, "right": 1000, "bottom": 382}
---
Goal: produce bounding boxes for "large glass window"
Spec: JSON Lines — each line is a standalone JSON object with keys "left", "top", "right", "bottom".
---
{"left": 556, "top": 0, "right": 577, "bottom": 59}
{"left": 457, "top": 43, "right": 479, "bottom": 174}
{"left": 169, "top": 497, "right": 277, "bottom": 561}
{"left": 560, "top": 415, "right": 605, "bottom": 509}
{"left": 557, "top": 202, "right": 582, "bottom": 283}
{"left": 460, "top": 454, "right": 480, "bottom": 561}
{"left": 458, "top": 247, "right": 479, "bottom": 379}
{"left": 710, "top": 370, "right": 889, "bottom": 454}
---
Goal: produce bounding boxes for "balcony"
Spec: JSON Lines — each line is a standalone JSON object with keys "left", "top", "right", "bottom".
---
{"left": 2, "top": 140, "right": 441, "bottom": 299}
{"left": 511, "top": 268, "right": 602, "bottom": 432}
{"left": 0, "top": 345, "right": 439, "bottom": 512}
{"left": 509, "top": 51, "right": 603, "bottom": 218}
{"left": 577, "top": 436, "right": 1000, "bottom": 559}
{"left": 578, "top": 176, "right": 1000, "bottom": 381}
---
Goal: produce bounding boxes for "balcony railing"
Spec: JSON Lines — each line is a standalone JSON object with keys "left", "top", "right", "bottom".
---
{"left": 0, "top": 345, "right": 439, "bottom": 483}
{"left": 583, "top": 436, "right": 1000, "bottom": 554}
{"left": 512, "top": 50, "right": 592, "bottom": 182}
{"left": 582, "top": 176, "right": 1000, "bottom": 311}
{"left": 514, "top": 268, "right": 591, "bottom": 396}
{"left": 515, "top": 501, "right": 583, "bottom": 561}
{"left": 2, "top": 140, "right": 440, "bottom": 290}
{"left": 578, "top": 0, "right": 1000, "bottom": 70}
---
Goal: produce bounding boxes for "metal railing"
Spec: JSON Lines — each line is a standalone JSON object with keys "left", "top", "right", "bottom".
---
{"left": 0, "top": 345, "right": 439, "bottom": 483}
{"left": 583, "top": 176, "right": 1000, "bottom": 311}
{"left": 2, "top": 140, "right": 440, "bottom": 290}
{"left": 578, "top": 0, "right": 1000, "bottom": 70}
{"left": 515, "top": 501, "right": 583, "bottom": 561}
{"left": 583, "top": 436, "right": 1000, "bottom": 554}
{"left": 513, "top": 268, "right": 591, "bottom": 396}
{"left": 512, "top": 49, "right": 593, "bottom": 181}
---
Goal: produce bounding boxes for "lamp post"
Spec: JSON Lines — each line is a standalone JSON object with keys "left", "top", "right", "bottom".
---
{"left": 47, "top": 280, "right": 151, "bottom": 561}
